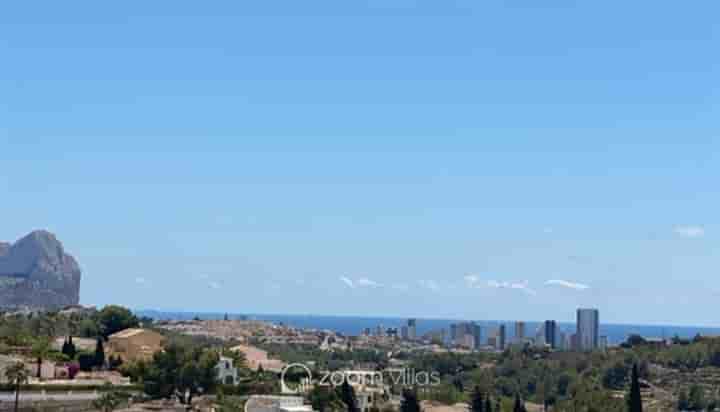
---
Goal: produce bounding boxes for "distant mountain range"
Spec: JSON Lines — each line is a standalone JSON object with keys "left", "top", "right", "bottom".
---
{"left": 0, "top": 230, "right": 81, "bottom": 310}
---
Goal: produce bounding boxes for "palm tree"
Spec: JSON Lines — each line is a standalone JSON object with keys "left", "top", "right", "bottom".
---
{"left": 5, "top": 361, "right": 29, "bottom": 412}
{"left": 31, "top": 338, "right": 51, "bottom": 379}
{"left": 92, "top": 392, "right": 121, "bottom": 412}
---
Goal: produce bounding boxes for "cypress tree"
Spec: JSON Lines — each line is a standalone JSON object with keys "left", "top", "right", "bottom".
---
{"left": 94, "top": 337, "right": 105, "bottom": 369}
{"left": 339, "top": 378, "right": 360, "bottom": 412}
{"left": 400, "top": 388, "right": 421, "bottom": 412}
{"left": 470, "top": 386, "right": 484, "bottom": 412}
{"left": 61, "top": 337, "right": 69, "bottom": 356}
{"left": 513, "top": 394, "right": 527, "bottom": 412}
{"left": 628, "top": 363, "right": 643, "bottom": 412}
{"left": 452, "top": 376, "right": 464, "bottom": 393}
{"left": 67, "top": 336, "right": 77, "bottom": 359}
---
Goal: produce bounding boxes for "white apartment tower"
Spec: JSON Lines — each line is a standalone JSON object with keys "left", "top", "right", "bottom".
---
{"left": 576, "top": 308, "right": 599, "bottom": 351}
{"left": 407, "top": 319, "right": 417, "bottom": 340}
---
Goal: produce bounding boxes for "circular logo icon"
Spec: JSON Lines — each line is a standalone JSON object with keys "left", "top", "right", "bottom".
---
{"left": 280, "top": 363, "right": 313, "bottom": 394}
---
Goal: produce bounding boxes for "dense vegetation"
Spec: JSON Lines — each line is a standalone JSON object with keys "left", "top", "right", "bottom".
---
{"left": 5, "top": 308, "right": 720, "bottom": 411}
{"left": 258, "top": 341, "right": 390, "bottom": 371}
{"left": 0, "top": 306, "right": 142, "bottom": 376}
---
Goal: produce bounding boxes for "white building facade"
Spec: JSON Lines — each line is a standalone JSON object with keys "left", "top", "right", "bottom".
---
{"left": 576, "top": 308, "right": 599, "bottom": 351}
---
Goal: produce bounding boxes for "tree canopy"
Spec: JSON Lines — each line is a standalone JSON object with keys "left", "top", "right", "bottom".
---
{"left": 98, "top": 305, "right": 139, "bottom": 338}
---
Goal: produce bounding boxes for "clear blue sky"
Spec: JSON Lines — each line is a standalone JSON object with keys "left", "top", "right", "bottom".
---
{"left": 1, "top": 1, "right": 718, "bottom": 325}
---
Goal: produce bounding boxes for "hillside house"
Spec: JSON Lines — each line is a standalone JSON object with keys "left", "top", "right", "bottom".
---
{"left": 215, "top": 355, "right": 239, "bottom": 385}
{"left": 107, "top": 328, "right": 165, "bottom": 362}
{"left": 230, "top": 345, "right": 285, "bottom": 372}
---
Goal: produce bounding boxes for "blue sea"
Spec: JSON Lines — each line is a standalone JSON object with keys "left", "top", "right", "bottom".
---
{"left": 137, "top": 310, "right": 720, "bottom": 346}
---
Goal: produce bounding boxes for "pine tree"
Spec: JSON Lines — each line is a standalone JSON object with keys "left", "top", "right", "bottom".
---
{"left": 628, "top": 363, "right": 643, "bottom": 412}
{"left": 94, "top": 337, "right": 106, "bottom": 369}
{"left": 400, "top": 389, "right": 421, "bottom": 412}
{"left": 470, "top": 386, "right": 484, "bottom": 412}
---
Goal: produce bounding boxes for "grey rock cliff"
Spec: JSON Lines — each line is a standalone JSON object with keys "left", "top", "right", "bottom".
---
{"left": 0, "top": 230, "right": 81, "bottom": 309}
